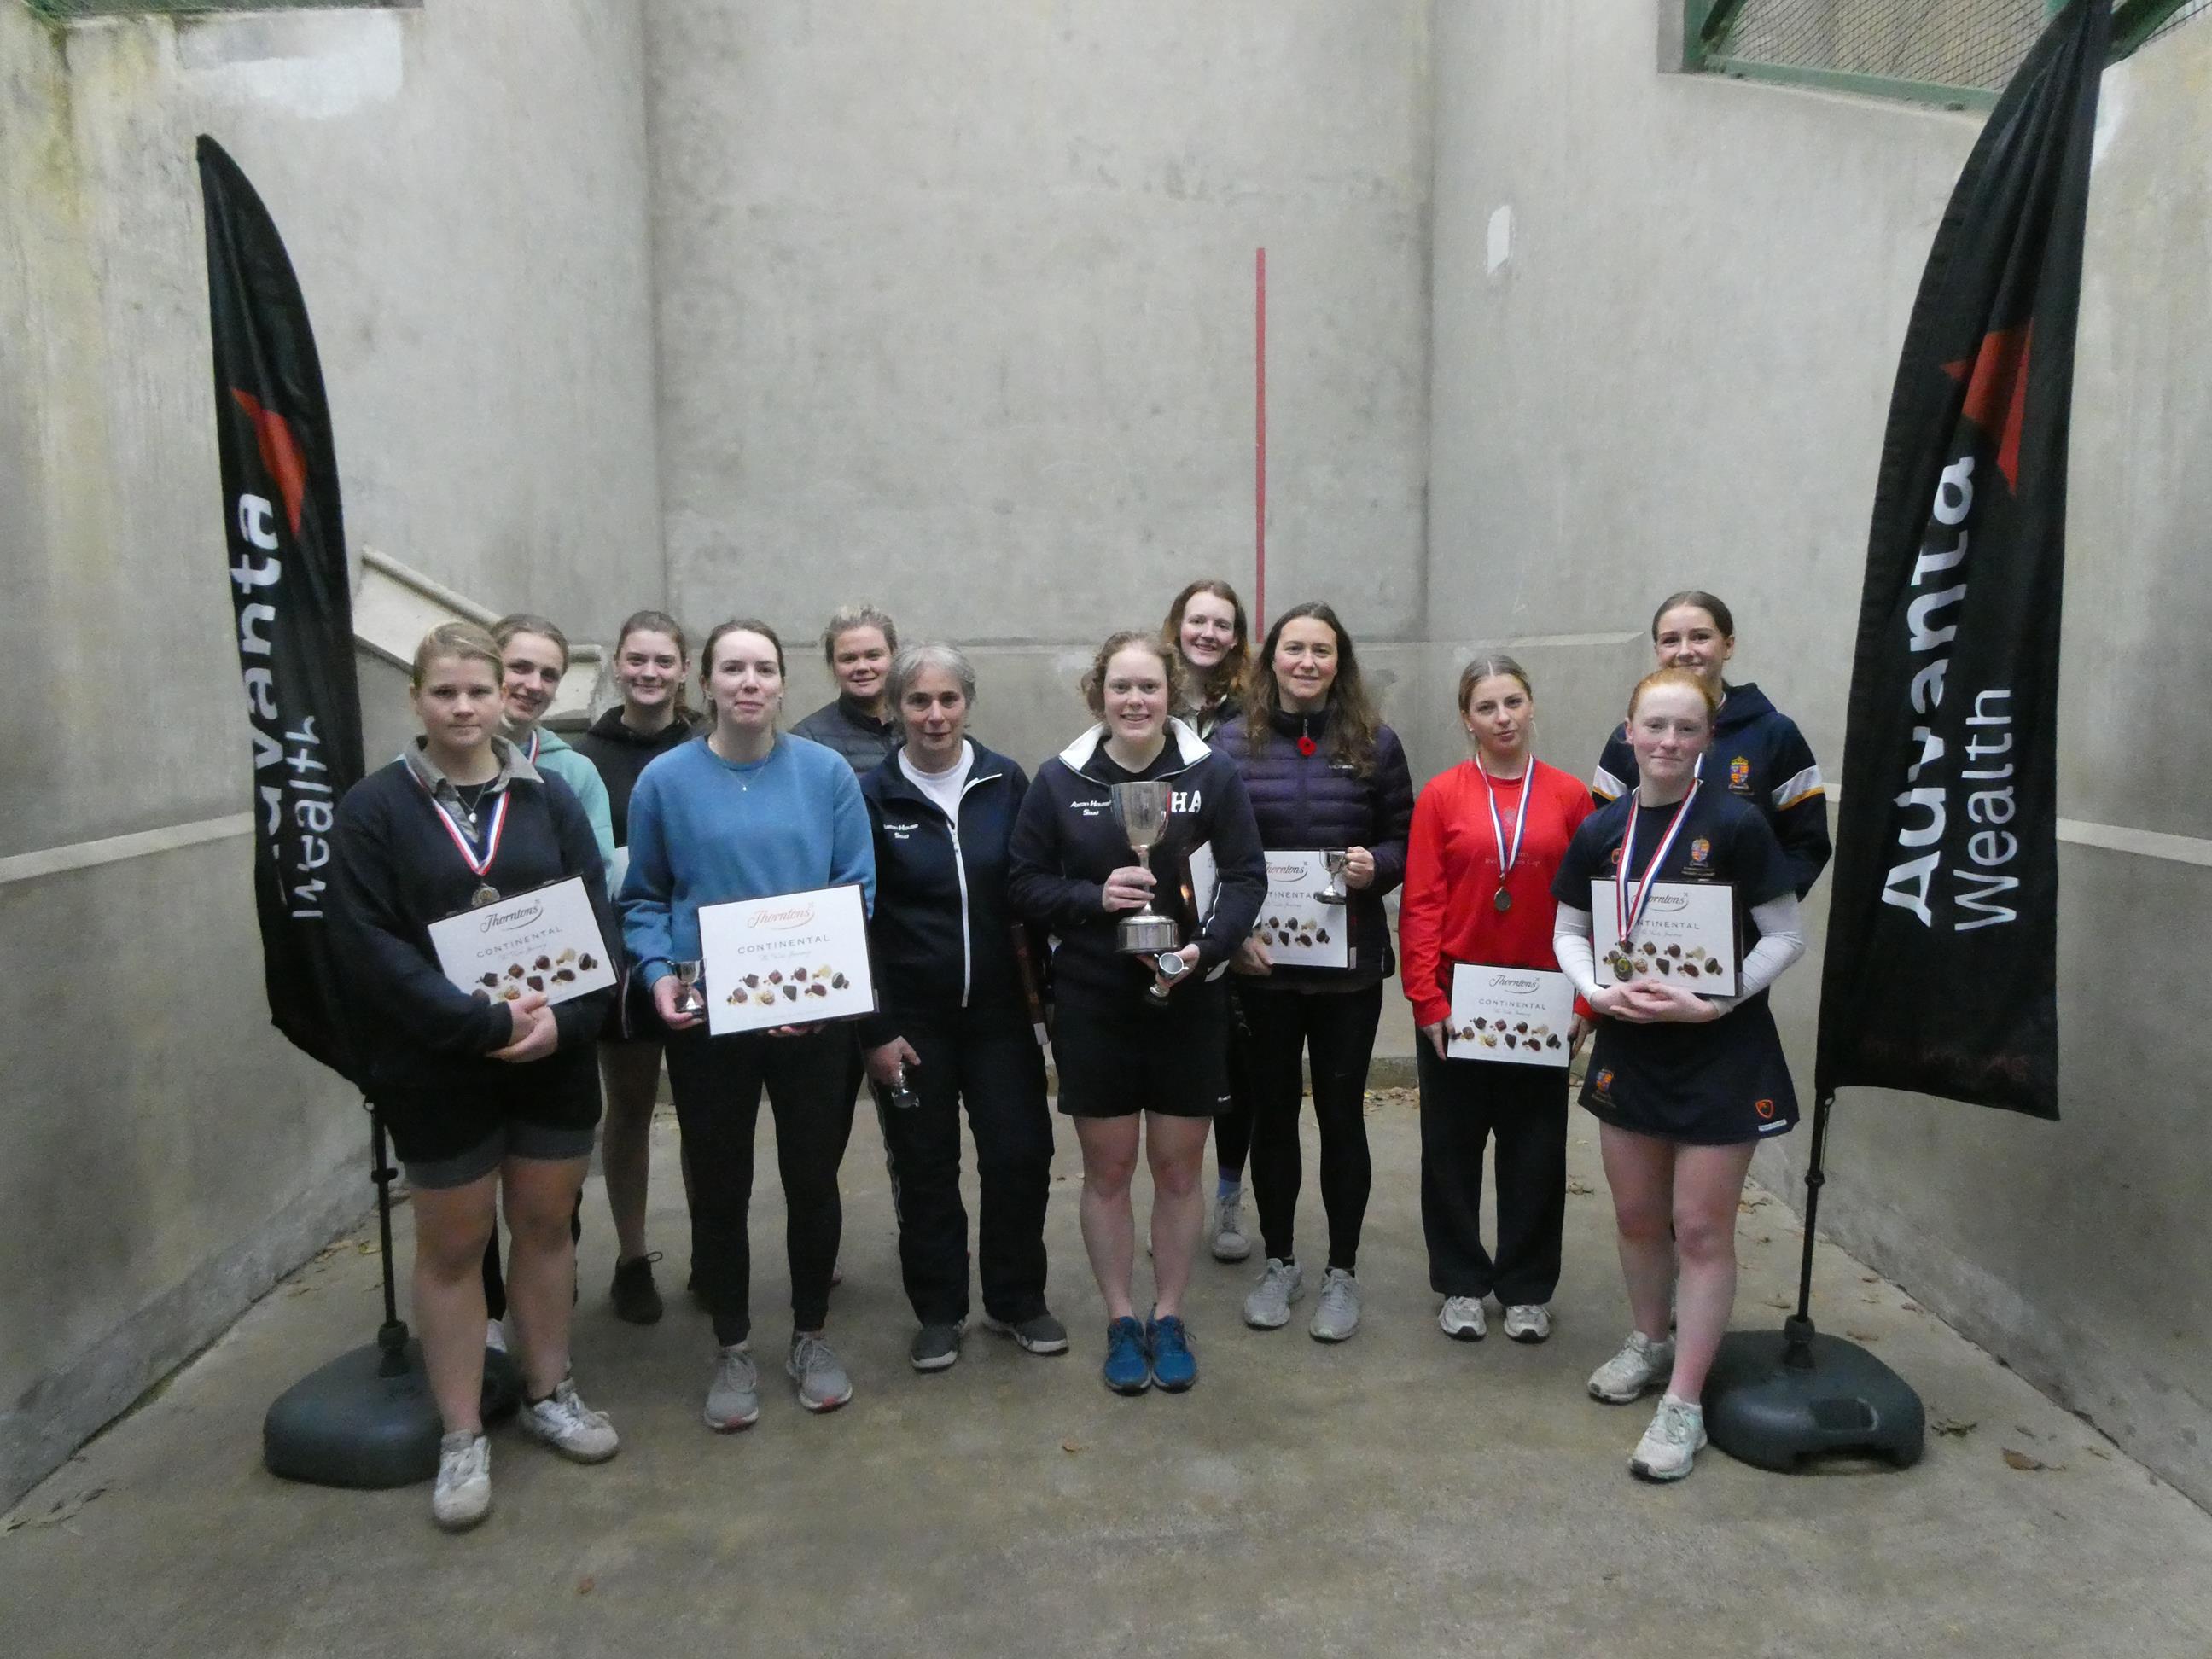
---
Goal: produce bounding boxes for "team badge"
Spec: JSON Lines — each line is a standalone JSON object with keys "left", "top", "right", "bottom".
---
{"left": 1755, "top": 1097, "right": 1777, "bottom": 1120}
{"left": 1728, "top": 755, "right": 1750, "bottom": 790}
{"left": 1690, "top": 837, "right": 1711, "bottom": 866}
{"left": 1593, "top": 1069, "right": 1615, "bottom": 1096}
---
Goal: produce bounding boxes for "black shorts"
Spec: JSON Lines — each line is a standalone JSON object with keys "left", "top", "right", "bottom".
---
{"left": 1052, "top": 988, "right": 1232, "bottom": 1120}
{"left": 1578, "top": 996, "right": 1799, "bottom": 1147}
{"left": 372, "top": 1052, "right": 603, "bottom": 1187}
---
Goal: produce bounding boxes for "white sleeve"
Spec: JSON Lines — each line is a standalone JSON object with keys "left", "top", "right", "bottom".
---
{"left": 1552, "top": 904, "right": 1602, "bottom": 1002}
{"left": 1704, "top": 894, "right": 1806, "bottom": 1011}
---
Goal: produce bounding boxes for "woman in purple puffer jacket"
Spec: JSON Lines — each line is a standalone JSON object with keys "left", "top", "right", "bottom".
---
{"left": 1215, "top": 602, "right": 1415, "bottom": 1345}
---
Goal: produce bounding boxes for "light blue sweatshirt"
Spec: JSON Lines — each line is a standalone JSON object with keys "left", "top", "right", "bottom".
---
{"left": 531, "top": 726, "right": 617, "bottom": 879}
{"left": 620, "top": 732, "right": 876, "bottom": 987}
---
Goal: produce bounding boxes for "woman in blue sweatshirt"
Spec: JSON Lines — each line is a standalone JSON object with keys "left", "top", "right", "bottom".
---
{"left": 859, "top": 643, "right": 1065, "bottom": 1374}
{"left": 330, "top": 623, "right": 620, "bottom": 1533}
{"left": 621, "top": 620, "right": 876, "bottom": 1430}
{"left": 1214, "top": 602, "right": 1414, "bottom": 1345}
{"left": 1009, "top": 632, "right": 1266, "bottom": 1395}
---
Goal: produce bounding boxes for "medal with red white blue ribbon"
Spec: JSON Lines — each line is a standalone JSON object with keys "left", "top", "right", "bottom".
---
{"left": 1615, "top": 779, "right": 1700, "bottom": 947}
{"left": 420, "top": 772, "right": 510, "bottom": 907}
{"left": 1477, "top": 759, "right": 1532, "bottom": 914}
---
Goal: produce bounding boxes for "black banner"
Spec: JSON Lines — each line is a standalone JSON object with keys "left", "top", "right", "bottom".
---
{"left": 199, "top": 136, "right": 365, "bottom": 1083}
{"left": 1815, "top": 1, "right": 2109, "bottom": 1120}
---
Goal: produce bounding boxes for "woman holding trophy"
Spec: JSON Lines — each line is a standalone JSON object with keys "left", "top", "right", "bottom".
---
{"left": 620, "top": 620, "right": 876, "bottom": 1429}
{"left": 1214, "top": 603, "right": 1414, "bottom": 1343}
{"left": 1009, "top": 632, "right": 1266, "bottom": 1394}
{"left": 329, "top": 622, "right": 620, "bottom": 1532}
{"left": 1551, "top": 667, "right": 1807, "bottom": 1482}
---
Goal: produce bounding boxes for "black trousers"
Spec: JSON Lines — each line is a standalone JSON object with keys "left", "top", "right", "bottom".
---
{"left": 1214, "top": 999, "right": 1255, "bottom": 1176}
{"left": 872, "top": 1004, "right": 1053, "bottom": 1326}
{"left": 1239, "top": 981, "right": 1384, "bottom": 1272}
{"left": 663, "top": 1022, "right": 849, "bottom": 1346}
{"left": 1416, "top": 1042, "right": 1569, "bottom": 1305}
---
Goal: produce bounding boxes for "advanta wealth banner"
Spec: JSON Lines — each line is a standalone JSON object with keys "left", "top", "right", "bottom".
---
{"left": 199, "top": 135, "right": 365, "bottom": 1083}
{"left": 1815, "top": 0, "right": 2110, "bottom": 1121}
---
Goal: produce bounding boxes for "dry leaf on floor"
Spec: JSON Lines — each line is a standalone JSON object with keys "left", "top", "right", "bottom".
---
{"left": 1764, "top": 1296, "right": 1792, "bottom": 1310}
{"left": 577, "top": 1576, "right": 596, "bottom": 1596}
{"left": 1860, "top": 1273, "right": 1878, "bottom": 1284}
{"left": 2002, "top": 1448, "right": 2063, "bottom": 1472}
{"left": 1061, "top": 1440, "right": 1083, "bottom": 1454}
{"left": 1847, "top": 1330, "right": 1880, "bottom": 1343}
{"left": 1566, "top": 1180, "right": 1594, "bottom": 1196}
{"left": 2086, "top": 1446, "right": 2111, "bottom": 1460}
{"left": 1930, "top": 1417, "right": 1978, "bottom": 1437}
{"left": 1901, "top": 1302, "right": 1922, "bottom": 1313}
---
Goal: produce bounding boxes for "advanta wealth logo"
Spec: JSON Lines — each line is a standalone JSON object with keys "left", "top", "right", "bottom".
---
{"left": 749, "top": 903, "right": 818, "bottom": 931}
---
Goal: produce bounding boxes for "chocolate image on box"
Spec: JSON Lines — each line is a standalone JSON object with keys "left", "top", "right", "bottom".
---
{"left": 1654, "top": 959, "right": 1671, "bottom": 975}
{"left": 556, "top": 947, "right": 576, "bottom": 964}
{"left": 1666, "top": 944, "right": 1682, "bottom": 959}
{"left": 506, "top": 963, "right": 525, "bottom": 980}
{"left": 533, "top": 955, "right": 552, "bottom": 971}
{"left": 743, "top": 973, "right": 759, "bottom": 987}
{"left": 526, "top": 974, "right": 544, "bottom": 992}
{"left": 1688, "top": 946, "right": 1707, "bottom": 960}
{"left": 793, "top": 967, "right": 808, "bottom": 982}
{"left": 806, "top": 981, "right": 829, "bottom": 998}
{"left": 498, "top": 986, "right": 521, "bottom": 1002}
{"left": 1546, "top": 1034, "right": 1562, "bottom": 1050}
{"left": 1514, "top": 1022, "right": 1528, "bottom": 1034}
{"left": 470, "top": 988, "right": 491, "bottom": 1004}
{"left": 479, "top": 972, "right": 500, "bottom": 988}
{"left": 768, "top": 970, "right": 783, "bottom": 985}
{"left": 1316, "top": 928, "right": 1330, "bottom": 944}
{"left": 554, "top": 968, "right": 576, "bottom": 983}
{"left": 830, "top": 972, "right": 849, "bottom": 991}
{"left": 1481, "top": 1033, "right": 1499, "bottom": 1048}
{"left": 1505, "top": 1033, "right": 1518, "bottom": 1049}
{"left": 754, "top": 989, "right": 776, "bottom": 1007}
{"left": 577, "top": 953, "right": 598, "bottom": 971}
{"left": 782, "top": 983, "right": 799, "bottom": 1001}
{"left": 1266, "top": 917, "right": 1280, "bottom": 930}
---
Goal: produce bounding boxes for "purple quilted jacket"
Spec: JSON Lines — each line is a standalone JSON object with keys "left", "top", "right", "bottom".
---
{"left": 1214, "top": 704, "right": 1415, "bottom": 989}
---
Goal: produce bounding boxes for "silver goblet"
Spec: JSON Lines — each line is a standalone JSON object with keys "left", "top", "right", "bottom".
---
{"left": 671, "top": 959, "right": 705, "bottom": 1017}
{"left": 1316, "top": 849, "right": 1351, "bottom": 905}
{"left": 1110, "top": 780, "right": 1182, "bottom": 954}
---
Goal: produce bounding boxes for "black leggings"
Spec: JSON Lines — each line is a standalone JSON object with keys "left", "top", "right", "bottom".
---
{"left": 662, "top": 1023, "right": 850, "bottom": 1347}
{"left": 1238, "top": 981, "right": 1384, "bottom": 1272}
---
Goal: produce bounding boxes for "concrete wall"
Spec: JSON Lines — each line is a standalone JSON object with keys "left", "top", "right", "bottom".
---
{"left": 0, "top": 0, "right": 659, "bottom": 1505}
{"left": 643, "top": 0, "right": 1435, "bottom": 774}
{"left": 1429, "top": 2, "right": 2212, "bottom": 1504}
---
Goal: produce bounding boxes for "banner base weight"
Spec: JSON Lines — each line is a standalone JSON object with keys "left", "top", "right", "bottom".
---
{"left": 262, "top": 1339, "right": 521, "bottom": 1489}
{"left": 1703, "top": 1326, "right": 1925, "bottom": 1473}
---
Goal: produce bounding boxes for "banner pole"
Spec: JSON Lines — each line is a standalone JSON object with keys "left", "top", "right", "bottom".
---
{"left": 1254, "top": 246, "right": 1266, "bottom": 632}
{"left": 1779, "top": 1091, "right": 1836, "bottom": 1367}
{"left": 368, "top": 1107, "right": 408, "bottom": 1376}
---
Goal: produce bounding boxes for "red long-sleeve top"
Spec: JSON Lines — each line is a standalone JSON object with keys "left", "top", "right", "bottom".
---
{"left": 1399, "top": 758, "right": 1594, "bottom": 1029}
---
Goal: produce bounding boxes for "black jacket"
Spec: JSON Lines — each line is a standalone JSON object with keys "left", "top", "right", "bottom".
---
{"left": 1008, "top": 721, "right": 1267, "bottom": 1013}
{"left": 791, "top": 694, "right": 902, "bottom": 776}
{"left": 571, "top": 706, "right": 703, "bottom": 845}
{"left": 1214, "top": 703, "right": 1416, "bottom": 988}
{"left": 859, "top": 742, "right": 1038, "bottom": 1040}
{"left": 330, "top": 749, "right": 615, "bottom": 1097}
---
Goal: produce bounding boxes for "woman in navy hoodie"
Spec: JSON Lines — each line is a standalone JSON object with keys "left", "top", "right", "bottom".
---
{"left": 1216, "top": 603, "right": 1414, "bottom": 1345}
{"left": 1590, "top": 591, "right": 1830, "bottom": 898}
{"left": 1009, "top": 632, "right": 1266, "bottom": 1395}
{"left": 330, "top": 623, "right": 620, "bottom": 1532}
{"left": 860, "top": 643, "right": 1065, "bottom": 1374}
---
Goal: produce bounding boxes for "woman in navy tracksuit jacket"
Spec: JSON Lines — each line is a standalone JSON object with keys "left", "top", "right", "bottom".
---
{"left": 1214, "top": 603, "right": 1415, "bottom": 1344}
{"left": 1009, "top": 631, "right": 1266, "bottom": 1394}
{"left": 1590, "top": 590, "right": 1831, "bottom": 899}
{"left": 859, "top": 644, "right": 1066, "bottom": 1374}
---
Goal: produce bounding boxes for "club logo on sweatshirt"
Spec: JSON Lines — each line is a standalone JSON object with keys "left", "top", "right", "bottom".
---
{"left": 1690, "top": 838, "right": 1711, "bottom": 867}
{"left": 1728, "top": 755, "right": 1751, "bottom": 791}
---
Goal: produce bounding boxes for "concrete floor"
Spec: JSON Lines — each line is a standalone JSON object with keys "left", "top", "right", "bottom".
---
{"left": 9, "top": 1090, "right": 2212, "bottom": 1658}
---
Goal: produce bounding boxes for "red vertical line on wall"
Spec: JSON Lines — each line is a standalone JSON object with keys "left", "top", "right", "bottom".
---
{"left": 1254, "top": 246, "right": 1267, "bottom": 632}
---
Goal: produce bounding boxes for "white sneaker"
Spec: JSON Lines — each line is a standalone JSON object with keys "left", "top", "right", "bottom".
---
{"left": 1503, "top": 1304, "right": 1552, "bottom": 1343}
{"left": 1242, "top": 1258, "right": 1304, "bottom": 1329}
{"left": 1307, "top": 1268, "right": 1360, "bottom": 1342}
{"left": 484, "top": 1318, "right": 508, "bottom": 1355}
{"left": 515, "top": 1378, "right": 620, "bottom": 1464}
{"left": 1211, "top": 1192, "right": 1253, "bottom": 1263}
{"left": 1630, "top": 1395, "right": 1708, "bottom": 1481}
{"left": 1588, "top": 1330, "right": 1675, "bottom": 1404}
{"left": 1439, "top": 1295, "right": 1487, "bottom": 1342}
{"left": 704, "top": 1343, "right": 760, "bottom": 1432}
{"left": 431, "top": 1430, "right": 491, "bottom": 1531}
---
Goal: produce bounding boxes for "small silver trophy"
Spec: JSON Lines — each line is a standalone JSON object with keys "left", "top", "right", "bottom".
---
{"left": 888, "top": 1064, "right": 920, "bottom": 1110}
{"left": 1316, "top": 849, "right": 1351, "bottom": 906}
{"left": 671, "top": 959, "right": 705, "bottom": 1018}
{"left": 1110, "top": 780, "right": 1182, "bottom": 955}
{"left": 1145, "top": 947, "right": 1190, "bottom": 1006}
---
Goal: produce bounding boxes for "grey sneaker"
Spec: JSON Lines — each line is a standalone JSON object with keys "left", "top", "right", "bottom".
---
{"left": 1439, "top": 1295, "right": 1487, "bottom": 1341}
{"left": 1242, "top": 1258, "right": 1304, "bottom": 1330}
{"left": 1630, "top": 1395, "right": 1708, "bottom": 1481}
{"left": 1211, "top": 1192, "right": 1253, "bottom": 1262}
{"left": 1588, "top": 1330, "right": 1675, "bottom": 1404}
{"left": 703, "top": 1342, "right": 760, "bottom": 1432}
{"left": 1307, "top": 1267, "right": 1361, "bottom": 1342}
{"left": 1502, "top": 1303, "right": 1552, "bottom": 1343}
{"left": 787, "top": 1332, "right": 853, "bottom": 1412}
{"left": 516, "top": 1378, "right": 620, "bottom": 1463}
{"left": 981, "top": 1311, "right": 1071, "bottom": 1355}
{"left": 909, "top": 1320, "right": 963, "bottom": 1372}
{"left": 431, "top": 1430, "right": 490, "bottom": 1532}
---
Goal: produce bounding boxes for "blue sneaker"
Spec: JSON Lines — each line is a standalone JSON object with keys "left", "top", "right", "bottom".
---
{"left": 1102, "top": 1317, "right": 1150, "bottom": 1395}
{"left": 1146, "top": 1313, "right": 1197, "bottom": 1392}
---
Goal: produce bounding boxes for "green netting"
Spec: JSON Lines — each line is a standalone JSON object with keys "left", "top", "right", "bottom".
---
{"left": 2146, "top": 0, "right": 2210, "bottom": 44}
{"left": 26, "top": 1, "right": 400, "bottom": 17}
{"left": 1709, "top": 0, "right": 2052, "bottom": 93}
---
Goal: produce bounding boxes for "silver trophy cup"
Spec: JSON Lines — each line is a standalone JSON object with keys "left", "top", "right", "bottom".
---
{"left": 1317, "top": 848, "right": 1351, "bottom": 905}
{"left": 671, "top": 959, "right": 705, "bottom": 1017}
{"left": 1110, "top": 780, "right": 1183, "bottom": 954}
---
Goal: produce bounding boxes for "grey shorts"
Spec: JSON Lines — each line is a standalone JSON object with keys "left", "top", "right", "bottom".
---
{"left": 403, "top": 1120, "right": 597, "bottom": 1190}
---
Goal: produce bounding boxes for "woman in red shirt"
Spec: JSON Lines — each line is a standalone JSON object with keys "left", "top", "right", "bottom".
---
{"left": 1400, "top": 655, "right": 1593, "bottom": 1344}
